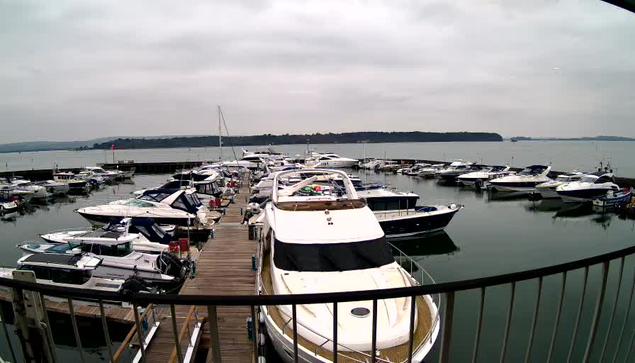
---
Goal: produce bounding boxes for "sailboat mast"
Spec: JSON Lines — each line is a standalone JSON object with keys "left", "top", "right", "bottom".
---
{"left": 218, "top": 105, "right": 223, "bottom": 160}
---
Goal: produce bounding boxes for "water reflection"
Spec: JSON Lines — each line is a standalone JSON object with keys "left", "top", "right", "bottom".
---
{"left": 390, "top": 232, "right": 459, "bottom": 258}
{"left": 485, "top": 190, "right": 531, "bottom": 202}
{"left": 553, "top": 203, "right": 595, "bottom": 219}
{"left": 524, "top": 198, "right": 565, "bottom": 213}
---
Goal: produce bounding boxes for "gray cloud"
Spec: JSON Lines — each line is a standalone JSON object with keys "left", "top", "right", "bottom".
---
{"left": 0, "top": 0, "right": 634, "bottom": 143}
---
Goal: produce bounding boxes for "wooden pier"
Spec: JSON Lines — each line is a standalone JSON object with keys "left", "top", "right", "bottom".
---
{"left": 142, "top": 182, "right": 257, "bottom": 363}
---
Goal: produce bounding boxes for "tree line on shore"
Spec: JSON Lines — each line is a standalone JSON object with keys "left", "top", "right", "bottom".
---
{"left": 92, "top": 131, "right": 503, "bottom": 149}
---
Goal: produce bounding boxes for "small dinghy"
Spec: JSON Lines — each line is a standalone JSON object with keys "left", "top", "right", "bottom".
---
{"left": 593, "top": 187, "right": 633, "bottom": 208}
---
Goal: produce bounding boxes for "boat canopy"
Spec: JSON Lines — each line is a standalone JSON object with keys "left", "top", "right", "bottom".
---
{"left": 273, "top": 236, "right": 393, "bottom": 272}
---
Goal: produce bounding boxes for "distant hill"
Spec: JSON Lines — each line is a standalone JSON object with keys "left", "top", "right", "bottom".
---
{"left": 508, "top": 136, "right": 635, "bottom": 141}
{"left": 0, "top": 137, "right": 117, "bottom": 153}
{"left": 0, "top": 135, "right": 210, "bottom": 153}
{"left": 91, "top": 131, "right": 503, "bottom": 150}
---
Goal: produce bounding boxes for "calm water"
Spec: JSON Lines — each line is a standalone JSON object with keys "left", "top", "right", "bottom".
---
{"left": 1, "top": 140, "right": 634, "bottom": 176}
{"left": 0, "top": 171, "right": 634, "bottom": 362}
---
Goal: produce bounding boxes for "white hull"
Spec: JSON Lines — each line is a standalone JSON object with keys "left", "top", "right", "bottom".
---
{"left": 488, "top": 184, "right": 537, "bottom": 193}
{"left": 312, "top": 160, "right": 359, "bottom": 168}
{"left": 263, "top": 295, "right": 439, "bottom": 363}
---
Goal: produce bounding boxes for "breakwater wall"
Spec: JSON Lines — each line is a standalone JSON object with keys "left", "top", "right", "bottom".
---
{"left": 1, "top": 159, "right": 634, "bottom": 186}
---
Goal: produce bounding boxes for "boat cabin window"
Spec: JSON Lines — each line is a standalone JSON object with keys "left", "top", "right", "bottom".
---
{"left": 273, "top": 237, "right": 394, "bottom": 272}
{"left": 171, "top": 194, "right": 199, "bottom": 213}
{"left": 367, "top": 198, "right": 415, "bottom": 211}
{"left": 195, "top": 183, "right": 216, "bottom": 195}
{"left": 18, "top": 266, "right": 91, "bottom": 285}
{"left": 83, "top": 242, "right": 132, "bottom": 257}
{"left": 595, "top": 175, "right": 616, "bottom": 184}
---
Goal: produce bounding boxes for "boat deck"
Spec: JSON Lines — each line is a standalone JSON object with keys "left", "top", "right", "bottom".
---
{"left": 261, "top": 254, "right": 435, "bottom": 363}
{"left": 143, "top": 182, "right": 257, "bottom": 363}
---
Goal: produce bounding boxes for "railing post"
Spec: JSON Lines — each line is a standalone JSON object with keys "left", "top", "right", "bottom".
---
{"left": 37, "top": 294, "right": 58, "bottom": 363}
{"left": 567, "top": 266, "right": 590, "bottom": 363}
{"left": 98, "top": 300, "right": 114, "bottom": 363}
{"left": 599, "top": 257, "right": 625, "bottom": 362}
{"left": 524, "top": 277, "right": 543, "bottom": 363}
{"left": 438, "top": 291, "right": 455, "bottom": 363}
{"left": 292, "top": 304, "right": 299, "bottom": 363}
{"left": 582, "top": 261, "right": 610, "bottom": 363}
{"left": 407, "top": 295, "right": 417, "bottom": 363}
{"left": 472, "top": 287, "right": 486, "bottom": 363}
{"left": 333, "top": 302, "right": 338, "bottom": 363}
{"left": 612, "top": 263, "right": 635, "bottom": 363}
{"left": 371, "top": 299, "right": 378, "bottom": 363}
{"left": 171, "top": 305, "right": 184, "bottom": 363}
{"left": 251, "top": 305, "right": 258, "bottom": 363}
{"left": 500, "top": 282, "right": 516, "bottom": 363}
{"left": 547, "top": 272, "right": 567, "bottom": 363}
{"left": 132, "top": 303, "right": 147, "bottom": 363}
{"left": 206, "top": 305, "right": 222, "bottom": 363}
{"left": 67, "top": 298, "right": 86, "bottom": 363}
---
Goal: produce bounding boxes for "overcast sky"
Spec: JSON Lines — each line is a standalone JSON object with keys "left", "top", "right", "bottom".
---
{"left": 1, "top": 0, "right": 634, "bottom": 143}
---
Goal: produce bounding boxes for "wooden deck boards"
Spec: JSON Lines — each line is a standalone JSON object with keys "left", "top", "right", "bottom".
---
{"left": 0, "top": 290, "right": 138, "bottom": 324}
{"left": 144, "top": 183, "right": 257, "bottom": 363}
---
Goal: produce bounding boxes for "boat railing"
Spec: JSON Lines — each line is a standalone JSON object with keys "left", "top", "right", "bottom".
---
{"left": 4, "top": 242, "right": 635, "bottom": 362}
{"left": 260, "top": 283, "right": 401, "bottom": 363}
{"left": 389, "top": 242, "right": 442, "bottom": 347}
{"left": 112, "top": 303, "right": 162, "bottom": 362}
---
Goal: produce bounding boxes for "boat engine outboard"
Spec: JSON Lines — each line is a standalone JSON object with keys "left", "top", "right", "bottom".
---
{"left": 158, "top": 252, "right": 191, "bottom": 279}
{"left": 121, "top": 276, "right": 154, "bottom": 294}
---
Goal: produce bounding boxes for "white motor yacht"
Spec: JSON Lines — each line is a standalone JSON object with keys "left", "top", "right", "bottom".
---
{"left": 18, "top": 234, "right": 188, "bottom": 287}
{"left": 53, "top": 171, "right": 90, "bottom": 193}
{"left": 435, "top": 160, "right": 478, "bottom": 182}
{"left": 457, "top": 166, "right": 514, "bottom": 188}
{"left": 80, "top": 166, "right": 124, "bottom": 182}
{"left": 259, "top": 169, "right": 440, "bottom": 362}
{"left": 306, "top": 152, "right": 359, "bottom": 168}
{"left": 0, "top": 254, "right": 154, "bottom": 306}
{"left": 40, "top": 217, "right": 175, "bottom": 255}
{"left": 556, "top": 173, "right": 621, "bottom": 203}
{"left": 535, "top": 172, "right": 585, "bottom": 199}
{"left": 488, "top": 165, "right": 552, "bottom": 193}
{"left": 77, "top": 189, "right": 210, "bottom": 226}
{"left": 39, "top": 180, "right": 70, "bottom": 196}
{"left": 357, "top": 187, "right": 461, "bottom": 238}
{"left": 403, "top": 163, "right": 431, "bottom": 176}
{"left": 417, "top": 164, "right": 445, "bottom": 178}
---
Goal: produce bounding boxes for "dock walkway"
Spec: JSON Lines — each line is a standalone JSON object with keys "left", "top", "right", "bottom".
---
{"left": 144, "top": 182, "right": 257, "bottom": 363}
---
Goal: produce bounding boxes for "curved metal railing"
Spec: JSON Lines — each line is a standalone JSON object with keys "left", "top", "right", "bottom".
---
{"left": 2, "top": 243, "right": 635, "bottom": 362}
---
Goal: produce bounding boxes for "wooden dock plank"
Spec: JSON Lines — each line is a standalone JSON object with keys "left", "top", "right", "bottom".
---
{"left": 144, "top": 181, "right": 257, "bottom": 363}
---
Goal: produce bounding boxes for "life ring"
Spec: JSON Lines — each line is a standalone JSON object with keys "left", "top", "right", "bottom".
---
{"left": 169, "top": 241, "right": 179, "bottom": 253}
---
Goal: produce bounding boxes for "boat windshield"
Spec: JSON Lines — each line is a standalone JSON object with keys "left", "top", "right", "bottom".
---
{"left": 581, "top": 176, "right": 598, "bottom": 183}
{"left": 125, "top": 199, "right": 156, "bottom": 208}
{"left": 82, "top": 242, "right": 132, "bottom": 257}
{"left": 519, "top": 166, "right": 547, "bottom": 176}
{"left": 273, "top": 237, "right": 394, "bottom": 272}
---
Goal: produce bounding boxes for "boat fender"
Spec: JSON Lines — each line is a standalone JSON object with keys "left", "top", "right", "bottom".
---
{"left": 259, "top": 333, "right": 266, "bottom": 346}
{"left": 258, "top": 356, "right": 266, "bottom": 363}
